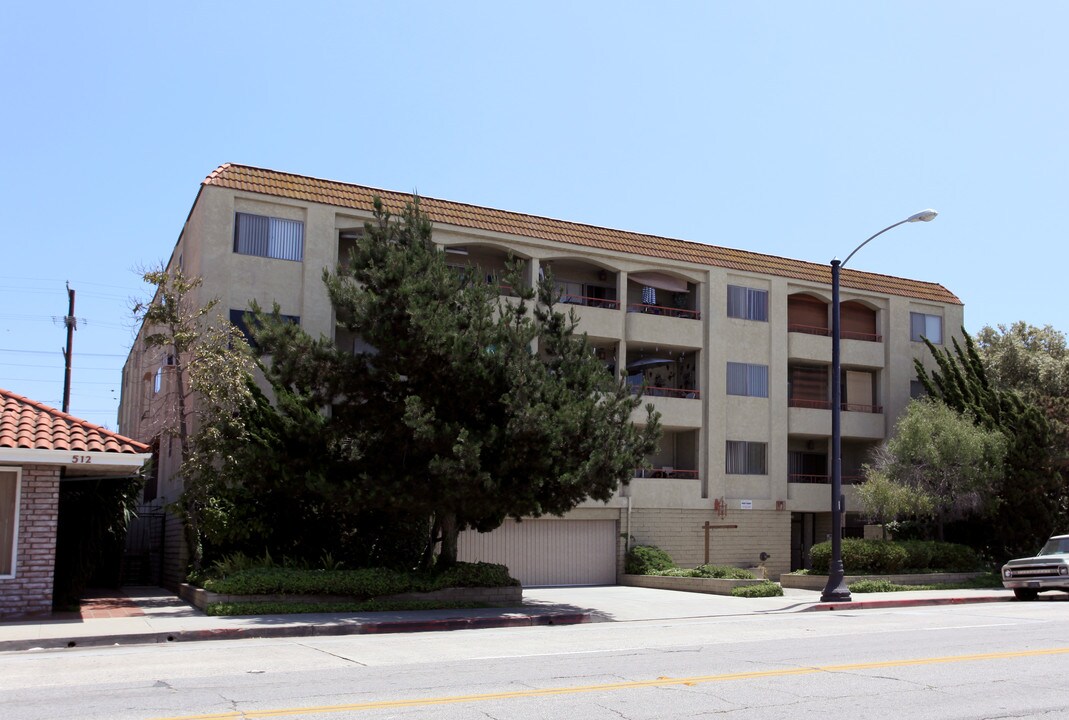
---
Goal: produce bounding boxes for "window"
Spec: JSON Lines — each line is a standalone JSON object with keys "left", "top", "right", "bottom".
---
{"left": 727, "top": 362, "right": 769, "bottom": 397}
{"left": 0, "top": 469, "right": 19, "bottom": 577}
{"left": 910, "top": 380, "right": 927, "bottom": 399}
{"left": 727, "top": 285, "right": 768, "bottom": 321}
{"left": 230, "top": 309, "right": 300, "bottom": 348}
{"left": 153, "top": 367, "right": 163, "bottom": 394}
{"left": 726, "top": 441, "right": 767, "bottom": 475}
{"left": 233, "top": 212, "right": 304, "bottom": 261}
{"left": 910, "top": 312, "right": 943, "bottom": 343}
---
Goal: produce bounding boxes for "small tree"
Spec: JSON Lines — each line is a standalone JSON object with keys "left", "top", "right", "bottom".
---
{"left": 874, "top": 398, "right": 1006, "bottom": 540}
{"left": 857, "top": 457, "right": 934, "bottom": 539}
{"left": 253, "top": 197, "right": 662, "bottom": 568}
{"left": 132, "top": 266, "right": 254, "bottom": 571}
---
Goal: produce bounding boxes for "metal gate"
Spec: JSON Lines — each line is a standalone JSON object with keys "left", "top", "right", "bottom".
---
{"left": 122, "top": 509, "right": 166, "bottom": 586}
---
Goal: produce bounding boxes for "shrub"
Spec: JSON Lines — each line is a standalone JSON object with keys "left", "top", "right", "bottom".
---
{"left": 731, "top": 582, "right": 783, "bottom": 598}
{"left": 927, "top": 542, "right": 980, "bottom": 572}
{"left": 649, "top": 565, "right": 757, "bottom": 579}
{"left": 694, "top": 565, "right": 756, "bottom": 580}
{"left": 626, "top": 545, "right": 676, "bottom": 575}
{"left": 810, "top": 539, "right": 980, "bottom": 574}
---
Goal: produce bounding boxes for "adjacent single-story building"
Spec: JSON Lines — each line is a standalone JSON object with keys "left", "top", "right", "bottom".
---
{"left": 0, "top": 388, "right": 150, "bottom": 618}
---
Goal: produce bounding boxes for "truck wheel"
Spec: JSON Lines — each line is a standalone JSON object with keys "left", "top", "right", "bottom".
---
{"left": 1013, "top": 588, "right": 1039, "bottom": 601}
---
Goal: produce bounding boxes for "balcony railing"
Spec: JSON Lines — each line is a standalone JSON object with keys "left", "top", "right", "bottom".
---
{"left": 626, "top": 303, "right": 701, "bottom": 320}
{"left": 787, "top": 323, "right": 830, "bottom": 337}
{"left": 788, "top": 473, "right": 865, "bottom": 485}
{"left": 787, "top": 323, "right": 882, "bottom": 342}
{"left": 788, "top": 399, "right": 882, "bottom": 413}
{"left": 789, "top": 398, "right": 831, "bottom": 410}
{"left": 557, "top": 294, "right": 620, "bottom": 310}
{"left": 841, "top": 330, "right": 883, "bottom": 342}
{"left": 632, "top": 386, "right": 701, "bottom": 399}
{"left": 634, "top": 468, "right": 700, "bottom": 479}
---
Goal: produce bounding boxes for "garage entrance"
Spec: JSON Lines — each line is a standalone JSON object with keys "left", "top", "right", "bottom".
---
{"left": 457, "top": 519, "right": 618, "bottom": 586}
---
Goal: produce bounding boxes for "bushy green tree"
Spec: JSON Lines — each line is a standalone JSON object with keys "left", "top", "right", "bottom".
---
{"left": 869, "top": 398, "right": 1005, "bottom": 540}
{"left": 252, "top": 197, "right": 661, "bottom": 567}
{"left": 857, "top": 458, "right": 934, "bottom": 539}
{"left": 916, "top": 332, "right": 1068, "bottom": 558}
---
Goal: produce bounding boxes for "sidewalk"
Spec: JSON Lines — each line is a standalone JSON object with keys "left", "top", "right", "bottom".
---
{"left": 0, "top": 585, "right": 1017, "bottom": 653}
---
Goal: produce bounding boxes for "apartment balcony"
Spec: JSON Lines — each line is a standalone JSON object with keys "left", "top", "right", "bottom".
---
{"left": 625, "top": 307, "right": 704, "bottom": 346}
{"left": 557, "top": 295, "right": 626, "bottom": 337}
{"left": 788, "top": 326, "right": 885, "bottom": 367}
{"left": 630, "top": 391, "right": 703, "bottom": 428}
{"left": 787, "top": 400, "right": 885, "bottom": 439}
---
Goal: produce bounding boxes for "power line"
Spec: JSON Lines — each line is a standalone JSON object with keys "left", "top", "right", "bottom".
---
{"left": 0, "top": 348, "right": 129, "bottom": 357}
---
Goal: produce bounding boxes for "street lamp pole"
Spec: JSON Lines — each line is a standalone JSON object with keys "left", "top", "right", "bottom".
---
{"left": 820, "top": 209, "right": 938, "bottom": 603}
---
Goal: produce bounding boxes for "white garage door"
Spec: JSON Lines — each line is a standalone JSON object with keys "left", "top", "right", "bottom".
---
{"left": 458, "top": 519, "right": 618, "bottom": 586}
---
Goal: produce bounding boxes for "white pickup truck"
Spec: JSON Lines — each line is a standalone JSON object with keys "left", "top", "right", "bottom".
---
{"left": 1001, "top": 534, "right": 1069, "bottom": 600}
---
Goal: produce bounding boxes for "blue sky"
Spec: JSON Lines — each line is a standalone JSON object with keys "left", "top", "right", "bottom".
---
{"left": 2, "top": 2, "right": 1066, "bottom": 430}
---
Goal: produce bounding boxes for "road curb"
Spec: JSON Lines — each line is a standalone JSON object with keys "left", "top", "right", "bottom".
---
{"left": 804, "top": 595, "right": 1011, "bottom": 612}
{"left": 0, "top": 611, "right": 592, "bottom": 653}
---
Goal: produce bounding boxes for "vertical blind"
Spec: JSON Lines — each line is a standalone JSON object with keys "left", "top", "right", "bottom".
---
{"left": 727, "top": 285, "right": 768, "bottom": 321}
{"left": 726, "top": 440, "right": 767, "bottom": 475}
{"left": 726, "top": 362, "right": 769, "bottom": 397}
{"left": 233, "top": 212, "right": 305, "bottom": 261}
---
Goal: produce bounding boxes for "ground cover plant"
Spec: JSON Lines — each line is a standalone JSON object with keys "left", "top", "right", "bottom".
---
{"left": 731, "top": 582, "right": 783, "bottom": 598}
{"left": 193, "top": 554, "right": 517, "bottom": 599}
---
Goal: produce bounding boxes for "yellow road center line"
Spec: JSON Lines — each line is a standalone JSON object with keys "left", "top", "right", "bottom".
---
{"left": 153, "top": 646, "right": 1069, "bottom": 720}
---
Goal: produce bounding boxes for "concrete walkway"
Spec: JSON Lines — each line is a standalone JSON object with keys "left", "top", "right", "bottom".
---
{"left": 0, "top": 584, "right": 1017, "bottom": 652}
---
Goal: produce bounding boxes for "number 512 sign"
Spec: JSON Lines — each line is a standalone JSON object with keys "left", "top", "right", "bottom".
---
{"left": 71, "top": 455, "right": 93, "bottom": 464}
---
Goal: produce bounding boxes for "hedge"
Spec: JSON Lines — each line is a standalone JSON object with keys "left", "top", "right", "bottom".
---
{"left": 809, "top": 539, "right": 979, "bottom": 574}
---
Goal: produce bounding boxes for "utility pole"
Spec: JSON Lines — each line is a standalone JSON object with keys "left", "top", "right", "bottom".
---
{"left": 62, "top": 282, "right": 76, "bottom": 414}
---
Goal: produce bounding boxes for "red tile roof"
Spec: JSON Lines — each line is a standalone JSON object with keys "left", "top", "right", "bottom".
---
{"left": 0, "top": 389, "right": 149, "bottom": 455}
{"left": 203, "top": 163, "right": 962, "bottom": 305}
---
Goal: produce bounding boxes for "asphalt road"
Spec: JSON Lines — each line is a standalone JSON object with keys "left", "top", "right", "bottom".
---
{"left": 3, "top": 600, "right": 1068, "bottom": 719}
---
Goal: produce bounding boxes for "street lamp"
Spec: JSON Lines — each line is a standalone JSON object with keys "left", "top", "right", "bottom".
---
{"left": 820, "top": 209, "right": 938, "bottom": 603}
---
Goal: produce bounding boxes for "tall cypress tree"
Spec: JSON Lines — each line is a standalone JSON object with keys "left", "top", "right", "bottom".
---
{"left": 915, "top": 333, "right": 1068, "bottom": 559}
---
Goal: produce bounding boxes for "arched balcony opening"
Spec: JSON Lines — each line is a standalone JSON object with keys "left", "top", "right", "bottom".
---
{"left": 626, "top": 272, "right": 700, "bottom": 320}
{"left": 542, "top": 258, "right": 619, "bottom": 309}
{"left": 443, "top": 244, "right": 530, "bottom": 297}
{"left": 841, "top": 300, "right": 881, "bottom": 342}
{"left": 787, "top": 293, "right": 829, "bottom": 336}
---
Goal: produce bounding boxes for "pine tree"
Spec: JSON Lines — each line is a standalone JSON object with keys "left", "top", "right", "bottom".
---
{"left": 253, "top": 197, "right": 662, "bottom": 568}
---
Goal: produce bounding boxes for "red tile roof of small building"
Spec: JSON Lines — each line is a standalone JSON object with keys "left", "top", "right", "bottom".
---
{"left": 203, "top": 163, "right": 962, "bottom": 305}
{"left": 0, "top": 388, "right": 149, "bottom": 455}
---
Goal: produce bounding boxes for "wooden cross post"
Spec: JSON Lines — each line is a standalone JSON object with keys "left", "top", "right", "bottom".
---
{"left": 703, "top": 522, "right": 738, "bottom": 565}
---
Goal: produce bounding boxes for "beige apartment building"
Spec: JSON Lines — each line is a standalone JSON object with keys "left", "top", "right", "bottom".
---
{"left": 119, "top": 163, "right": 963, "bottom": 586}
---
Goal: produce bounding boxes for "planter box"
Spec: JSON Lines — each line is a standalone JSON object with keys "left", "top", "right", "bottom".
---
{"left": 178, "top": 583, "right": 523, "bottom": 611}
{"left": 780, "top": 572, "right": 983, "bottom": 590}
{"left": 620, "top": 574, "right": 765, "bottom": 596}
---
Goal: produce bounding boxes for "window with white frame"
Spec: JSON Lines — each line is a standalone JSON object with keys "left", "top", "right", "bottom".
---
{"left": 233, "top": 212, "right": 305, "bottom": 261}
{"left": 726, "top": 440, "right": 767, "bottom": 475}
{"left": 0, "top": 469, "right": 19, "bottom": 577}
{"left": 910, "top": 312, "right": 943, "bottom": 343}
{"left": 726, "top": 362, "right": 769, "bottom": 397}
{"left": 727, "top": 285, "right": 768, "bottom": 321}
